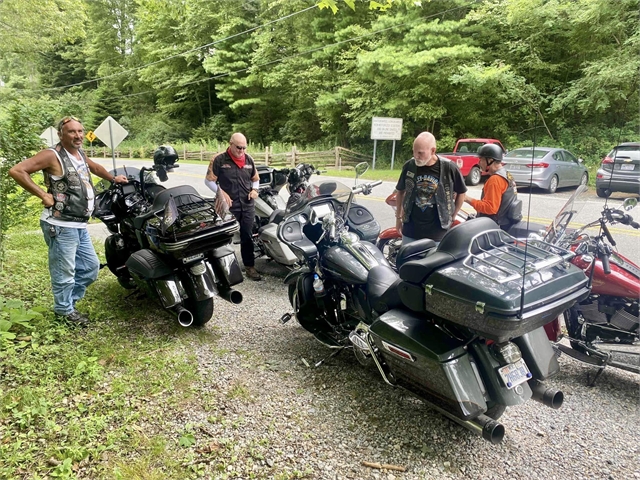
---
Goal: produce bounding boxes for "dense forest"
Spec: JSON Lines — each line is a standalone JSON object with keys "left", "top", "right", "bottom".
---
{"left": 0, "top": 0, "right": 638, "bottom": 161}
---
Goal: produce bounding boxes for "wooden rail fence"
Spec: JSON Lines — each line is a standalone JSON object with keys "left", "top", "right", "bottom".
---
{"left": 89, "top": 146, "right": 372, "bottom": 170}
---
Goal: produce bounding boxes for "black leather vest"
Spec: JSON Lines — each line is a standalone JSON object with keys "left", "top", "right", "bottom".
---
{"left": 478, "top": 168, "right": 518, "bottom": 226}
{"left": 401, "top": 156, "right": 457, "bottom": 229}
{"left": 45, "top": 145, "right": 94, "bottom": 222}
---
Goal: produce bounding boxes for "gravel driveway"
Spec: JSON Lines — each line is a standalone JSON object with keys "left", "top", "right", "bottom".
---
{"left": 173, "top": 256, "right": 640, "bottom": 480}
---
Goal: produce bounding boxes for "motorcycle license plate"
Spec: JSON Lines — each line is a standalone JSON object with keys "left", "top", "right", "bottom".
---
{"left": 182, "top": 253, "right": 204, "bottom": 264}
{"left": 498, "top": 359, "right": 532, "bottom": 389}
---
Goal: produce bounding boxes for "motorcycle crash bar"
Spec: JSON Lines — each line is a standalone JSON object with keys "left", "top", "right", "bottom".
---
{"left": 530, "top": 381, "right": 564, "bottom": 409}
{"left": 218, "top": 288, "right": 243, "bottom": 305}
{"left": 174, "top": 305, "right": 194, "bottom": 328}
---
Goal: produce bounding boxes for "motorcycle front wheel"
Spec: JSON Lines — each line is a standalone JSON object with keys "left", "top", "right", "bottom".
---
{"left": 377, "top": 237, "right": 402, "bottom": 270}
{"left": 185, "top": 298, "right": 214, "bottom": 328}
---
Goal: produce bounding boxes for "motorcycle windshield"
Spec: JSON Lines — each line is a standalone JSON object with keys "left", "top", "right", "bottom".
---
{"left": 95, "top": 166, "right": 159, "bottom": 194}
{"left": 286, "top": 179, "right": 352, "bottom": 213}
{"left": 543, "top": 184, "right": 589, "bottom": 245}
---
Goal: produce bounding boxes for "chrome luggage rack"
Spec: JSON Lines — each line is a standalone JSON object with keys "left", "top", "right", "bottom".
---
{"left": 463, "top": 229, "right": 575, "bottom": 284}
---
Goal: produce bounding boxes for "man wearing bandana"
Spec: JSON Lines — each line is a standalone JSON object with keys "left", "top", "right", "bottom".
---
{"left": 205, "top": 133, "right": 262, "bottom": 281}
{"left": 395, "top": 132, "right": 467, "bottom": 244}
{"left": 8, "top": 116, "right": 128, "bottom": 326}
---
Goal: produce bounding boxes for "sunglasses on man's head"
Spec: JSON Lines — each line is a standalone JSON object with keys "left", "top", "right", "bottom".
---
{"left": 57, "top": 116, "right": 81, "bottom": 131}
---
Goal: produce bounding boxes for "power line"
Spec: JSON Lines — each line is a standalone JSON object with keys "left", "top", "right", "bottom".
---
{"left": 18, "top": 4, "right": 317, "bottom": 92}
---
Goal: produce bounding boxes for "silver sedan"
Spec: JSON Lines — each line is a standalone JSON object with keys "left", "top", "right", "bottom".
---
{"left": 504, "top": 147, "right": 589, "bottom": 194}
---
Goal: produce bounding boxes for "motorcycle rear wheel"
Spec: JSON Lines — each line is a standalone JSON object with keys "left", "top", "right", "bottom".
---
{"left": 484, "top": 404, "right": 506, "bottom": 420}
{"left": 185, "top": 298, "right": 214, "bottom": 328}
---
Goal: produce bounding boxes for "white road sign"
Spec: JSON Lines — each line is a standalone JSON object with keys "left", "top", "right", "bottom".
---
{"left": 39, "top": 127, "right": 59, "bottom": 147}
{"left": 94, "top": 116, "right": 128, "bottom": 149}
{"left": 370, "top": 117, "right": 403, "bottom": 140}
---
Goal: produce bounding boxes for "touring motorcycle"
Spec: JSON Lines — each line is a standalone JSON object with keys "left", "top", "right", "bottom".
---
{"left": 254, "top": 163, "right": 379, "bottom": 267}
{"left": 93, "top": 146, "right": 244, "bottom": 327}
{"left": 278, "top": 176, "right": 590, "bottom": 443}
{"left": 541, "top": 185, "right": 640, "bottom": 384}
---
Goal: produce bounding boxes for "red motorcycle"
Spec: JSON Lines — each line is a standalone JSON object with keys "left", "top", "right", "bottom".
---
{"left": 541, "top": 185, "right": 640, "bottom": 384}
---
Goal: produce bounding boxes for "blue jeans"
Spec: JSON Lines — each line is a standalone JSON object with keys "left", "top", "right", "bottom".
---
{"left": 40, "top": 221, "right": 100, "bottom": 315}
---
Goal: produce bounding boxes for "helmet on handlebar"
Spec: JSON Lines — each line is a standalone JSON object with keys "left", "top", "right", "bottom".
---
{"left": 478, "top": 144, "right": 503, "bottom": 164}
{"left": 153, "top": 145, "right": 179, "bottom": 167}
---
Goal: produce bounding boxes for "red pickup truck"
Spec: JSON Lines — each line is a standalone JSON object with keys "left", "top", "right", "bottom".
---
{"left": 440, "top": 138, "right": 505, "bottom": 186}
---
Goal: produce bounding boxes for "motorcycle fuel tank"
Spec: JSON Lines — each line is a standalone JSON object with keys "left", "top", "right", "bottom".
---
{"left": 321, "top": 241, "right": 389, "bottom": 285}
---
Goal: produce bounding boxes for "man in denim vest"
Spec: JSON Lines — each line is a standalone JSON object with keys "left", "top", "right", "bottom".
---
{"left": 9, "top": 116, "right": 128, "bottom": 325}
{"left": 395, "top": 132, "right": 467, "bottom": 244}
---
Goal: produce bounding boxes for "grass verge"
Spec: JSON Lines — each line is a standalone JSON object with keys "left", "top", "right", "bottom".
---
{"left": 0, "top": 230, "right": 222, "bottom": 479}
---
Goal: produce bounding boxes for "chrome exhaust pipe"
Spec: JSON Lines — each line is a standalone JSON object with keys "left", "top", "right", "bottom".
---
{"left": 420, "top": 400, "right": 505, "bottom": 444}
{"left": 218, "top": 288, "right": 243, "bottom": 304}
{"left": 530, "top": 381, "right": 564, "bottom": 409}
{"left": 175, "top": 305, "right": 194, "bottom": 327}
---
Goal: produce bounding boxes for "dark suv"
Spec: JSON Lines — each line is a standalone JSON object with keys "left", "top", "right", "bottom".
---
{"left": 595, "top": 142, "right": 640, "bottom": 198}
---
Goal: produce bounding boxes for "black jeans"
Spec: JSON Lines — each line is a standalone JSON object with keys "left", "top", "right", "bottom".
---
{"left": 231, "top": 207, "right": 255, "bottom": 268}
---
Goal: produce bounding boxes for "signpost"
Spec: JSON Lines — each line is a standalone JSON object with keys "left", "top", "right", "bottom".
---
{"left": 370, "top": 117, "right": 402, "bottom": 170}
{"left": 94, "top": 116, "right": 128, "bottom": 171}
{"left": 39, "top": 127, "right": 59, "bottom": 148}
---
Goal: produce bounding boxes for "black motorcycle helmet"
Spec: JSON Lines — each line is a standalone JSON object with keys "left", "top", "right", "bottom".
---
{"left": 477, "top": 143, "right": 503, "bottom": 165}
{"left": 153, "top": 145, "right": 179, "bottom": 166}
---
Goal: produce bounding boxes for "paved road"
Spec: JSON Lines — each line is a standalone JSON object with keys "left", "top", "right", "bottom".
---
{"left": 93, "top": 158, "right": 640, "bottom": 264}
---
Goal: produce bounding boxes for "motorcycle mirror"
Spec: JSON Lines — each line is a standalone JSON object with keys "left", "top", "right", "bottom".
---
{"left": 622, "top": 197, "right": 638, "bottom": 211}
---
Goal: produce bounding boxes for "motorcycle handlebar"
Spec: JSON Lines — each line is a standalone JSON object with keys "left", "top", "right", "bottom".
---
{"left": 601, "top": 252, "right": 611, "bottom": 275}
{"left": 601, "top": 223, "right": 616, "bottom": 247}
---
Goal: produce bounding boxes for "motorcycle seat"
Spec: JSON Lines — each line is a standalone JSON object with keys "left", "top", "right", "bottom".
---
{"left": 133, "top": 185, "right": 201, "bottom": 230}
{"left": 367, "top": 265, "right": 403, "bottom": 314}
{"left": 268, "top": 209, "right": 285, "bottom": 225}
{"left": 399, "top": 218, "right": 502, "bottom": 284}
{"left": 395, "top": 238, "right": 437, "bottom": 270}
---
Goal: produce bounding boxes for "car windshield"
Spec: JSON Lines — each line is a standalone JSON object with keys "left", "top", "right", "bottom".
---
{"left": 542, "top": 184, "right": 589, "bottom": 246}
{"left": 506, "top": 149, "right": 548, "bottom": 159}
{"left": 286, "top": 179, "right": 352, "bottom": 213}
{"left": 610, "top": 146, "right": 640, "bottom": 161}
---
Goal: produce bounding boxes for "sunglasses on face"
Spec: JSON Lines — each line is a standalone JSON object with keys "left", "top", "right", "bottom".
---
{"left": 233, "top": 144, "right": 247, "bottom": 150}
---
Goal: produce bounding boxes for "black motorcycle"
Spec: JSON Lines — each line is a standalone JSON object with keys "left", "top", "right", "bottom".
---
{"left": 93, "top": 147, "right": 244, "bottom": 327}
{"left": 278, "top": 177, "right": 591, "bottom": 443}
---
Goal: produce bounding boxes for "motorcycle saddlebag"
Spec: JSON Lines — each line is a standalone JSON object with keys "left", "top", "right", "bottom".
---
{"left": 399, "top": 218, "right": 590, "bottom": 343}
{"left": 208, "top": 245, "right": 243, "bottom": 287}
{"left": 369, "top": 309, "right": 488, "bottom": 420}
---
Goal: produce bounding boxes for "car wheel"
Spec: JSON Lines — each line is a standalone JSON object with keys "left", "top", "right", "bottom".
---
{"left": 579, "top": 172, "right": 588, "bottom": 186}
{"left": 596, "top": 188, "right": 611, "bottom": 198}
{"left": 546, "top": 175, "right": 558, "bottom": 194}
{"left": 465, "top": 166, "right": 482, "bottom": 186}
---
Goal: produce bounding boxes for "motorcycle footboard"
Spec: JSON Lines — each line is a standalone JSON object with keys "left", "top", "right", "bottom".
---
{"left": 369, "top": 309, "right": 487, "bottom": 420}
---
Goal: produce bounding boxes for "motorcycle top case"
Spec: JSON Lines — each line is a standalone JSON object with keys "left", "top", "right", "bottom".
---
{"left": 369, "top": 309, "right": 488, "bottom": 420}
{"left": 142, "top": 187, "right": 239, "bottom": 259}
{"left": 399, "top": 218, "right": 590, "bottom": 342}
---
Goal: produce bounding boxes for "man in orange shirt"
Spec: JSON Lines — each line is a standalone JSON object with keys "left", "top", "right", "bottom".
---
{"left": 464, "top": 143, "right": 521, "bottom": 229}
